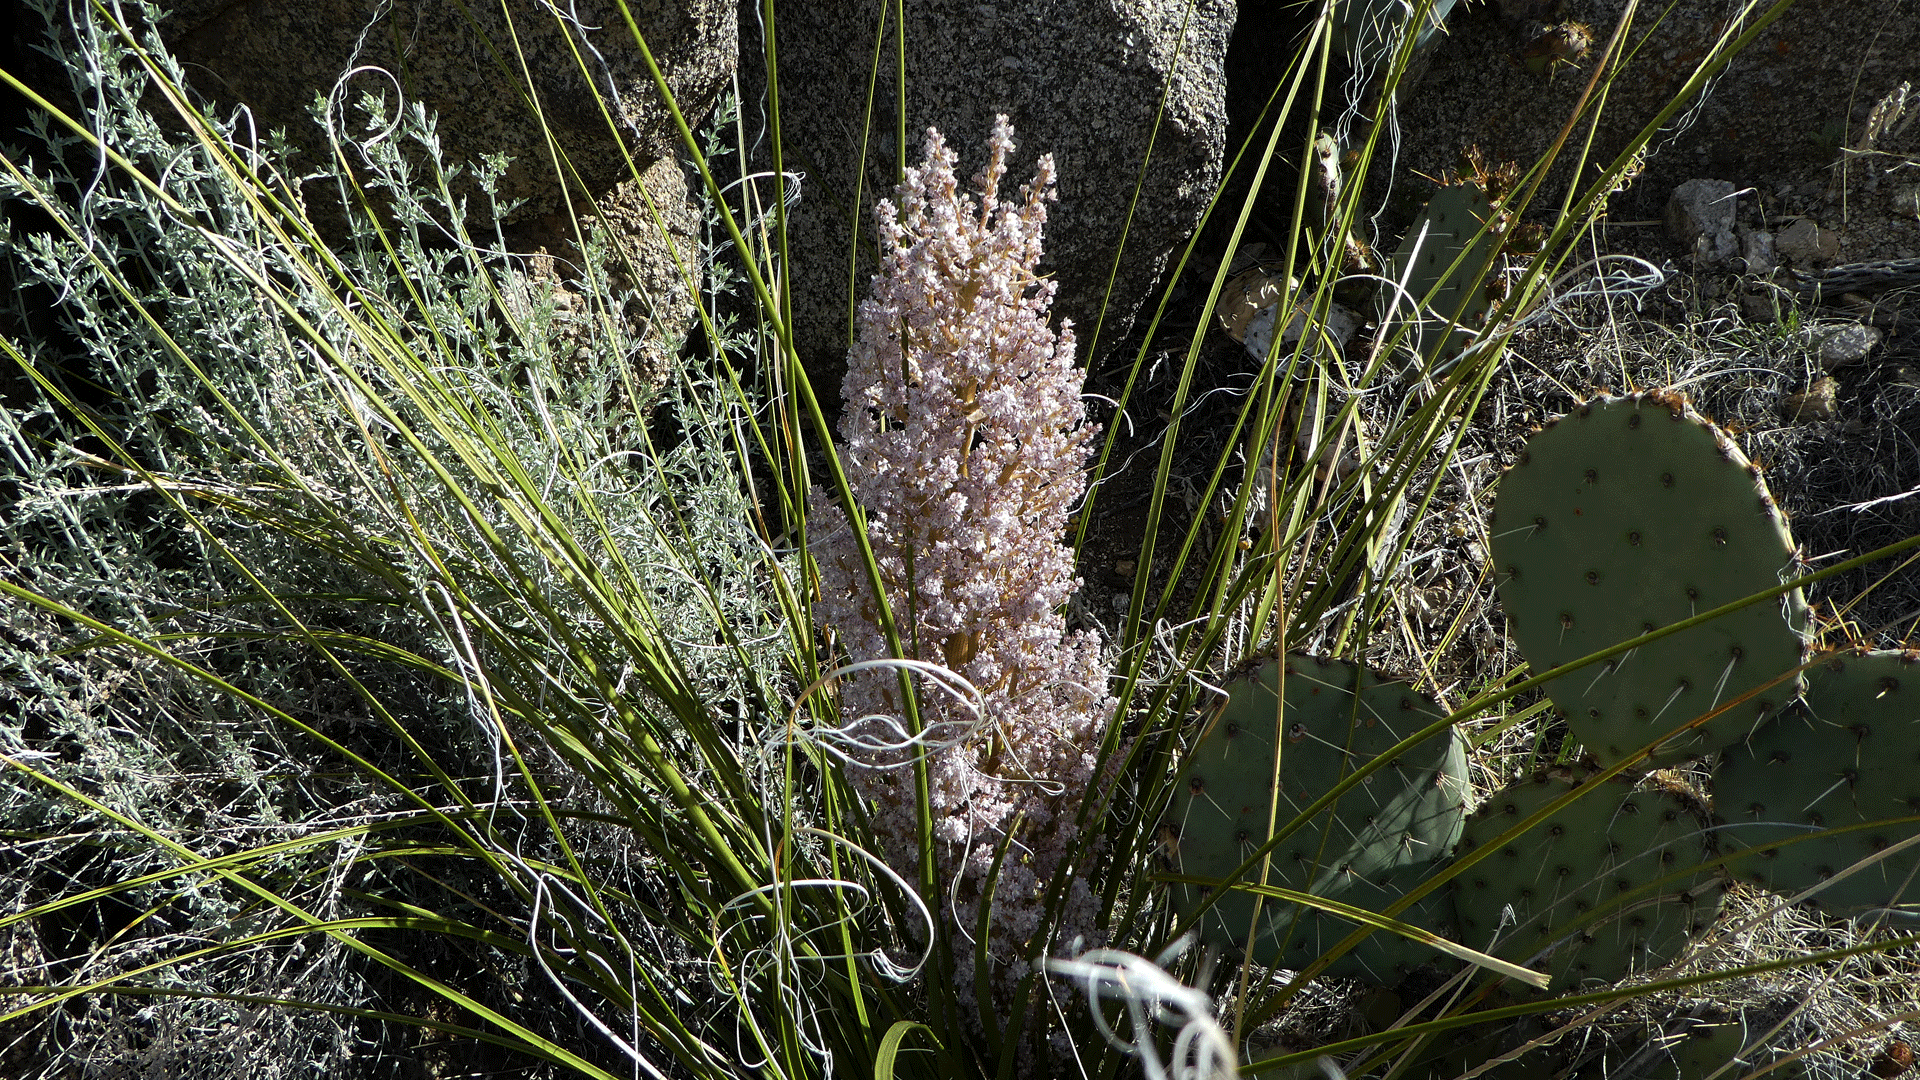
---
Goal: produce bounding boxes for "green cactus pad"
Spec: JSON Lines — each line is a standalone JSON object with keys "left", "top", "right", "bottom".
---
{"left": 1167, "top": 654, "right": 1469, "bottom": 983}
{"left": 1412, "top": 1018, "right": 1566, "bottom": 1080}
{"left": 1714, "top": 649, "right": 1920, "bottom": 913}
{"left": 1651, "top": 1017, "right": 1808, "bottom": 1080}
{"left": 1571, "top": 1013, "right": 1809, "bottom": 1080}
{"left": 1262, "top": 857, "right": 1463, "bottom": 983}
{"left": 1377, "top": 180, "right": 1500, "bottom": 368}
{"left": 1452, "top": 772, "right": 1725, "bottom": 992}
{"left": 1491, "top": 392, "right": 1811, "bottom": 767}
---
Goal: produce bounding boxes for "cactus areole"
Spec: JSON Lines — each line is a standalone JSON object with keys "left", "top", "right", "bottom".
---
{"left": 1492, "top": 393, "right": 1811, "bottom": 767}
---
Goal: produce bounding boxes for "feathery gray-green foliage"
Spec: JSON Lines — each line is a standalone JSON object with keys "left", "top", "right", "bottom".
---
{"left": 1, "top": 4, "right": 789, "bottom": 1076}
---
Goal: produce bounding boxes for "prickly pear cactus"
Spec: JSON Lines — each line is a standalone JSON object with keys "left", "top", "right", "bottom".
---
{"left": 1451, "top": 771, "right": 1725, "bottom": 992}
{"left": 1570, "top": 1011, "right": 1811, "bottom": 1080}
{"left": 1647, "top": 1014, "right": 1809, "bottom": 1080}
{"left": 1376, "top": 179, "right": 1500, "bottom": 368}
{"left": 1410, "top": 1016, "right": 1563, "bottom": 1080}
{"left": 1491, "top": 392, "right": 1812, "bottom": 767}
{"left": 1714, "top": 648, "right": 1920, "bottom": 913}
{"left": 1167, "top": 654, "right": 1469, "bottom": 983}
{"left": 1264, "top": 855, "right": 1464, "bottom": 983}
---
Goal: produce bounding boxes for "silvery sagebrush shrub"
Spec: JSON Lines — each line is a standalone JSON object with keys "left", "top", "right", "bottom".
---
{"left": 1, "top": 2, "right": 790, "bottom": 1075}
{"left": 807, "top": 116, "right": 1117, "bottom": 1011}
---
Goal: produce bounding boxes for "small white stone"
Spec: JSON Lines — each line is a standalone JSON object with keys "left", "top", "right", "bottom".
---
{"left": 1814, "top": 323, "right": 1882, "bottom": 368}
{"left": 1738, "top": 228, "right": 1776, "bottom": 275}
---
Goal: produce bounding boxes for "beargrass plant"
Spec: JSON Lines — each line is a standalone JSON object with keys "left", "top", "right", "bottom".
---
{"left": 6, "top": 0, "right": 1920, "bottom": 1077}
{"left": 802, "top": 116, "right": 1119, "bottom": 1030}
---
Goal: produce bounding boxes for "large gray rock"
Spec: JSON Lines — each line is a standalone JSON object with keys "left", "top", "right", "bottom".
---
{"left": 741, "top": 0, "right": 1235, "bottom": 378}
{"left": 159, "top": 1, "right": 734, "bottom": 387}
{"left": 163, "top": 0, "right": 735, "bottom": 225}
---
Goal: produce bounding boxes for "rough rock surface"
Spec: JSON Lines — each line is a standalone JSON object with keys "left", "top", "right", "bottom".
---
{"left": 162, "top": 0, "right": 735, "bottom": 226}
{"left": 1666, "top": 178, "right": 1740, "bottom": 266}
{"left": 739, "top": 0, "right": 1235, "bottom": 380}
{"left": 1776, "top": 217, "right": 1843, "bottom": 265}
{"left": 1809, "top": 321, "right": 1884, "bottom": 368}
{"left": 157, "top": 1, "right": 734, "bottom": 384}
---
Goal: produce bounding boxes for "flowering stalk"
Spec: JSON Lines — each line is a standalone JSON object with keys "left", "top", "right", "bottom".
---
{"left": 809, "top": 116, "right": 1115, "bottom": 1008}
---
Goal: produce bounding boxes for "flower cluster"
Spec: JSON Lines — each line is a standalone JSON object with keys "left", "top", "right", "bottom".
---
{"left": 808, "top": 117, "right": 1115, "bottom": 1006}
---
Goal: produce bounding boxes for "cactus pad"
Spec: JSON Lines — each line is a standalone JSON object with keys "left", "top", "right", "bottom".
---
{"left": 1262, "top": 857, "right": 1463, "bottom": 983}
{"left": 1649, "top": 1016, "right": 1808, "bottom": 1080}
{"left": 1568, "top": 1013, "right": 1809, "bottom": 1080}
{"left": 1411, "top": 1019, "right": 1566, "bottom": 1080}
{"left": 1452, "top": 772, "right": 1725, "bottom": 991}
{"left": 1377, "top": 180, "right": 1500, "bottom": 368}
{"left": 1714, "top": 649, "right": 1920, "bottom": 913}
{"left": 1492, "top": 392, "right": 1811, "bottom": 766}
{"left": 1167, "top": 655, "right": 1469, "bottom": 983}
